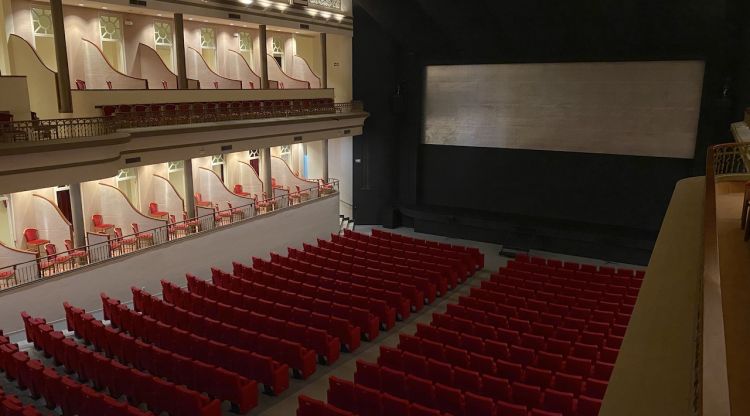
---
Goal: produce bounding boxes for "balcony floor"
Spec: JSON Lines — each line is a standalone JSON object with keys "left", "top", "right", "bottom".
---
{"left": 716, "top": 181, "right": 750, "bottom": 416}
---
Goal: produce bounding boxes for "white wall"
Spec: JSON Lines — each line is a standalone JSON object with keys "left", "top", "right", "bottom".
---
{"left": 325, "top": 33, "right": 353, "bottom": 217}
{"left": 0, "top": 194, "right": 340, "bottom": 332}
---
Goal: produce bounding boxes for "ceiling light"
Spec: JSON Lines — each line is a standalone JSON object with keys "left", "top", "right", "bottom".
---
{"left": 157, "top": 13, "right": 162, "bottom": 16}
{"left": 238, "top": 0, "right": 252, "bottom": 4}
{"left": 101, "top": 6, "right": 108, "bottom": 9}
{"left": 77, "top": 3, "right": 83, "bottom": 5}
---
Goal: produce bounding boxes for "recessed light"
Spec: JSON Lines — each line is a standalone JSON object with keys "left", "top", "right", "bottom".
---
{"left": 238, "top": 0, "right": 252, "bottom": 4}
{"left": 102, "top": 6, "right": 108, "bottom": 9}
{"left": 157, "top": 13, "right": 162, "bottom": 16}
{"left": 188, "top": 17, "right": 193, "bottom": 20}
{"left": 77, "top": 3, "right": 83, "bottom": 5}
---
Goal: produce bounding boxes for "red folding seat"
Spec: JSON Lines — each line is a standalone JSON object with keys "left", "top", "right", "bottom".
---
{"left": 512, "top": 382, "right": 542, "bottom": 408}
{"left": 509, "top": 345, "right": 535, "bottom": 366}
{"left": 599, "top": 347, "right": 619, "bottom": 364}
{"left": 577, "top": 395, "right": 602, "bottom": 416}
{"left": 380, "top": 367, "right": 407, "bottom": 398}
{"left": 579, "top": 331, "right": 606, "bottom": 347}
{"left": 497, "top": 400, "right": 528, "bottom": 416}
{"left": 298, "top": 395, "right": 355, "bottom": 416}
{"left": 497, "top": 328, "right": 521, "bottom": 346}
{"left": 473, "top": 323, "right": 497, "bottom": 340}
{"left": 406, "top": 374, "right": 435, "bottom": 408}
{"left": 462, "top": 392, "right": 494, "bottom": 416}
{"left": 420, "top": 339, "right": 445, "bottom": 361}
{"left": 584, "top": 378, "right": 608, "bottom": 399}
{"left": 545, "top": 339, "right": 571, "bottom": 356}
{"left": 469, "top": 352, "right": 496, "bottom": 375}
{"left": 571, "top": 343, "right": 598, "bottom": 361}
{"left": 378, "top": 346, "right": 402, "bottom": 370}
{"left": 328, "top": 377, "right": 356, "bottom": 412}
{"left": 445, "top": 345, "right": 470, "bottom": 368}
{"left": 354, "top": 360, "right": 381, "bottom": 389}
{"left": 586, "top": 320, "right": 610, "bottom": 335}
{"left": 427, "top": 358, "right": 454, "bottom": 386}
{"left": 593, "top": 362, "right": 615, "bottom": 380}
{"left": 484, "top": 340, "right": 509, "bottom": 360}
{"left": 403, "top": 352, "right": 428, "bottom": 378}
{"left": 524, "top": 366, "right": 553, "bottom": 388}
{"left": 477, "top": 374, "right": 509, "bottom": 402}
{"left": 454, "top": 366, "right": 482, "bottom": 393}
{"left": 457, "top": 333, "right": 480, "bottom": 352}
{"left": 409, "top": 403, "right": 442, "bottom": 416}
{"left": 437, "top": 328, "right": 470, "bottom": 347}
{"left": 554, "top": 327, "right": 579, "bottom": 343}
{"left": 354, "top": 384, "right": 383, "bottom": 416}
{"left": 398, "top": 334, "right": 422, "bottom": 355}
{"left": 415, "top": 323, "right": 440, "bottom": 341}
{"left": 486, "top": 312, "right": 509, "bottom": 329}
{"left": 521, "top": 333, "right": 546, "bottom": 351}
{"left": 381, "top": 392, "right": 410, "bottom": 416}
{"left": 564, "top": 356, "right": 592, "bottom": 377}
{"left": 435, "top": 383, "right": 465, "bottom": 416}
{"left": 530, "top": 409, "right": 563, "bottom": 416}
{"left": 552, "top": 372, "right": 583, "bottom": 395}
{"left": 540, "top": 313, "right": 563, "bottom": 327}
{"left": 497, "top": 359, "right": 523, "bottom": 382}
{"left": 542, "top": 388, "right": 574, "bottom": 416}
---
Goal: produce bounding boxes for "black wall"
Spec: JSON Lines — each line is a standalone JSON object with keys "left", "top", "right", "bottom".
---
{"left": 352, "top": 0, "right": 750, "bottom": 264}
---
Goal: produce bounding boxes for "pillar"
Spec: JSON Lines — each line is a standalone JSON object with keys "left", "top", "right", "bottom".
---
{"left": 174, "top": 13, "right": 188, "bottom": 90}
{"left": 260, "top": 148, "right": 273, "bottom": 198}
{"left": 320, "top": 32, "right": 328, "bottom": 89}
{"left": 183, "top": 159, "right": 196, "bottom": 217}
{"left": 259, "top": 25, "right": 269, "bottom": 89}
{"left": 69, "top": 183, "right": 85, "bottom": 247}
{"left": 321, "top": 139, "right": 329, "bottom": 182}
{"left": 50, "top": 0, "right": 72, "bottom": 112}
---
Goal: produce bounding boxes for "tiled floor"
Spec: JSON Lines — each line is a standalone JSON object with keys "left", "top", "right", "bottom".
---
{"left": 0, "top": 226, "right": 638, "bottom": 415}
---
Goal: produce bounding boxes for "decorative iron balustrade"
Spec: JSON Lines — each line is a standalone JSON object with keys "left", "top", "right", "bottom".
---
{"left": 0, "top": 101, "right": 365, "bottom": 143}
{"left": 712, "top": 143, "right": 750, "bottom": 178}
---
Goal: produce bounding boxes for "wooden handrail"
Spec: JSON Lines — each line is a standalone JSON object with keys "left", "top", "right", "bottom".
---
{"left": 152, "top": 174, "right": 186, "bottom": 212}
{"left": 81, "top": 38, "right": 149, "bottom": 87}
{"left": 186, "top": 47, "right": 243, "bottom": 85}
{"left": 9, "top": 34, "right": 57, "bottom": 75}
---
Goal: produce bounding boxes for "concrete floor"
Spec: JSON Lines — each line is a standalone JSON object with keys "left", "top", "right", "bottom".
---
{"left": 0, "top": 226, "right": 636, "bottom": 415}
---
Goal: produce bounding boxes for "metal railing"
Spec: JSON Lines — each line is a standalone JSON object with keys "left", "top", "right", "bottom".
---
{"left": 0, "top": 180, "right": 339, "bottom": 293}
{"left": 711, "top": 143, "right": 750, "bottom": 178}
{"left": 0, "top": 101, "right": 365, "bottom": 143}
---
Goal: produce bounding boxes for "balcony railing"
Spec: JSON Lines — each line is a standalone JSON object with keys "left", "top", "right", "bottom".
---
{"left": 0, "top": 100, "right": 365, "bottom": 143}
{"left": 0, "top": 180, "right": 339, "bottom": 293}
{"left": 712, "top": 143, "right": 750, "bottom": 178}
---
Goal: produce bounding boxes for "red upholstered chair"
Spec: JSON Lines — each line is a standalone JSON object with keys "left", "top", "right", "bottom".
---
{"left": 0, "top": 268, "right": 17, "bottom": 288}
{"left": 183, "top": 212, "right": 200, "bottom": 232}
{"left": 296, "top": 185, "right": 310, "bottom": 201}
{"left": 254, "top": 194, "right": 271, "bottom": 214}
{"left": 194, "top": 193, "right": 212, "bottom": 208}
{"left": 131, "top": 223, "right": 154, "bottom": 247}
{"left": 161, "top": 81, "right": 169, "bottom": 89}
{"left": 113, "top": 228, "right": 136, "bottom": 254}
{"left": 168, "top": 215, "right": 189, "bottom": 238}
{"left": 91, "top": 215, "right": 114, "bottom": 234}
{"left": 75, "top": 80, "right": 86, "bottom": 90}
{"left": 149, "top": 203, "right": 168, "bottom": 219}
{"left": 214, "top": 204, "right": 233, "bottom": 225}
{"left": 23, "top": 229, "right": 49, "bottom": 254}
{"left": 106, "top": 81, "right": 113, "bottom": 90}
{"left": 64, "top": 240, "right": 87, "bottom": 266}
{"left": 44, "top": 244, "right": 72, "bottom": 273}
{"left": 233, "top": 184, "right": 251, "bottom": 197}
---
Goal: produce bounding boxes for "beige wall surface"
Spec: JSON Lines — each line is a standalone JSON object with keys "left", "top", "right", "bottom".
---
{"left": 424, "top": 61, "right": 705, "bottom": 158}
{"left": 0, "top": 193, "right": 340, "bottom": 333}
{"left": 0, "top": 75, "right": 31, "bottom": 119}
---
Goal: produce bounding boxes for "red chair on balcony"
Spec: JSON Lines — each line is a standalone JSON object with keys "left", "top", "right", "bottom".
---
{"left": 168, "top": 215, "right": 189, "bottom": 238}
{"left": 106, "top": 81, "right": 113, "bottom": 90}
{"left": 23, "top": 229, "right": 49, "bottom": 255}
{"left": 226, "top": 202, "right": 245, "bottom": 222}
{"left": 75, "top": 79, "right": 86, "bottom": 90}
{"left": 233, "top": 184, "right": 251, "bottom": 197}
{"left": 195, "top": 193, "right": 212, "bottom": 208}
{"left": 214, "top": 204, "right": 233, "bottom": 225}
{"left": 253, "top": 195, "right": 271, "bottom": 214}
{"left": 289, "top": 187, "right": 302, "bottom": 205}
{"left": 131, "top": 223, "right": 154, "bottom": 247}
{"left": 92, "top": 215, "right": 114, "bottom": 234}
{"left": 149, "top": 202, "right": 169, "bottom": 219}
{"left": 296, "top": 185, "right": 310, "bottom": 201}
{"left": 0, "top": 268, "right": 17, "bottom": 288}
{"left": 64, "top": 240, "right": 87, "bottom": 266}
{"left": 161, "top": 80, "right": 169, "bottom": 89}
{"left": 183, "top": 212, "right": 201, "bottom": 233}
{"left": 44, "top": 244, "right": 72, "bottom": 274}
{"left": 113, "top": 228, "right": 137, "bottom": 254}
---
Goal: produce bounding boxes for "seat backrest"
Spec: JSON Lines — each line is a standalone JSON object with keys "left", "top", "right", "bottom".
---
{"left": 195, "top": 193, "right": 203, "bottom": 202}
{"left": 45, "top": 244, "right": 56, "bottom": 256}
{"left": 92, "top": 215, "right": 103, "bottom": 226}
{"left": 132, "top": 223, "right": 140, "bottom": 233}
{"left": 234, "top": 184, "right": 243, "bottom": 194}
{"left": 149, "top": 202, "right": 158, "bottom": 214}
{"left": 23, "top": 228, "right": 38, "bottom": 242}
{"left": 114, "top": 228, "right": 123, "bottom": 238}
{"left": 64, "top": 240, "right": 74, "bottom": 251}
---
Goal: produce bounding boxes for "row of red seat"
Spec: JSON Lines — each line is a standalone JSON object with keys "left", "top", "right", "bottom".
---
{"left": 239, "top": 261, "right": 399, "bottom": 329}
{"left": 351, "top": 360, "right": 602, "bottom": 416}
{"left": 0, "top": 334, "right": 151, "bottom": 416}
{"left": 512, "top": 254, "right": 644, "bottom": 279}
{"left": 210, "top": 267, "right": 381, "bottom": 341}
{"left": 21, "top": 312, "right": 221, "bottom": 416}
{"left": 492, "top": 269, "right": 641, "bottom": 298}
{"left": 347, "top": 229, "right": 484, "bottom": 272}
{"left": 0, "top": 387, "right": 42, "bottom": 416}
{"left": 153, "top": 283, "right": 317, "bottom": 377}
{"left": 63, "top": 301, "right": 259, "bottom": 413}
{"left": 292, "top": 244, "right": 443, "bottom": 304}
{"left": 173, "top": 277, "right": 342, "bottom": 364}
{"left": 184, "top": 272, "right": 361, "bottom": 352}
{"left": 102, "top": 295, "right": 290, "bottom": 395}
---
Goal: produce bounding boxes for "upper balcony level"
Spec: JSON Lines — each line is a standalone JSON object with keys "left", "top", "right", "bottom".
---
{"left": 0, "top": 0, "right": 353, "bottom": 122}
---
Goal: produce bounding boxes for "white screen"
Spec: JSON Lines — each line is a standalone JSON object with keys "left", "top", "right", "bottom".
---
{"left": 423, "top": 61, "right": 705, "bottom": 158}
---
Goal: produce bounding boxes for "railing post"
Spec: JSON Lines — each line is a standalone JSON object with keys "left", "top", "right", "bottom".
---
{"left": 259, "top": 25, "right": 269, "bottom": 90}
{"left": 174, "top": 13, "right": 189, "bottom": 90}
{"left": 50, "top": 0, "right": 72, "bottom": 113}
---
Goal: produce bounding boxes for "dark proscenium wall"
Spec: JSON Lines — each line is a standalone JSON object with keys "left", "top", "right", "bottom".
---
{"left": 353, "top": 0, "right": 750, "bottom": 265}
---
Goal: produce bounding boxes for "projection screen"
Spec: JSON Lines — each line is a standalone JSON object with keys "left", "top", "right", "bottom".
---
{"left": 423, "top": 61, "right": 705, "bottom": 158}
